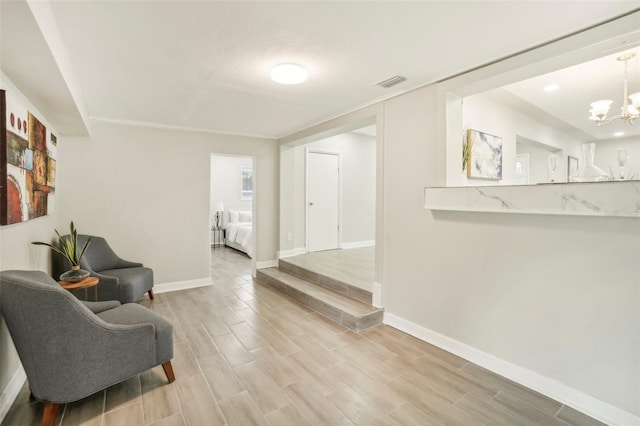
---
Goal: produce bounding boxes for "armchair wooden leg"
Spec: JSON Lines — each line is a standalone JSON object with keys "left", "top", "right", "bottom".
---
{"left": 162, "top": 361, "right": 175, "bottom": 383}
{"left": 42, "top": 402, "right": 60, "bottom": 426}
{"left": 148, "top": 289, "right": 154, "bottom": 300}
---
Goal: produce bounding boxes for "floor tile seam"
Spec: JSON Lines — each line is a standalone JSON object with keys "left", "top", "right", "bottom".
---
{"left": 187, "top": 335, "right": 233, "bottom": 424}
{"left": 337, "top": 377, "right": 402, "bottom": 418}
{"left": 301, "top": 325, "right": 350, "bottom": 355}
{"left": 453, "top": 392, "right": 525, "bottom": 426}
{"left": 413, "top": 350, "right": 471, "bottom": 373}
{"left": 389, "top": 366, "right": 467, "bottom": 406}
{"left": 356, "top": 334, "right": 402, "bottom": 362}
{"left": 391, "top": 393, "right": 455, "bottom": 425}
{"left": 461, "top": 365, "right": 525, "bottom": 396}
{"left": 346, "top": 359, "right": 396, "bottom": 386}
{"left": 446, "top": 372, "right": 501, "bottom": 402}
{"left": 489, "top": 389, "right": 563, "bottom": 424}
{"left": 325, "top": 384, "right": 383, "bottom": 425}
{"left": 230, "top": 365, "right": 294, "bottom": 416}
{"left": 198, "top": 322, "right": 225, "bottom": 356}
{"left": 104, "top": 388, "right": 142, "bottom": 415}
{"left": 496, "top": 380, "right": 564, "bottom": 417}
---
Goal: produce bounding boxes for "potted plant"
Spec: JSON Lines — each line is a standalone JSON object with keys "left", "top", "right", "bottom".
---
{"left": 32, "top": 222, "right": 92, "bottom": 282}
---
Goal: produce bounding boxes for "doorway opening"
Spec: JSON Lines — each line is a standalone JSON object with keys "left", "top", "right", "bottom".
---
{"left": 210, "top": 154, "right": 256, "bottom": 272}
{"left": 279, "top": 122, "right": 377, "bottom": 294}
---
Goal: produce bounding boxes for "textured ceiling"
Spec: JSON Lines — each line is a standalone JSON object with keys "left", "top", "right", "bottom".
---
{"left": 4, "top": 1, "right": 640, "bottom": 139}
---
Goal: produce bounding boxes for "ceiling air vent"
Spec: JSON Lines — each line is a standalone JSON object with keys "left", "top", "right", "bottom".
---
{"left": 375, "top": 75, "right": 407, "bottom": 88}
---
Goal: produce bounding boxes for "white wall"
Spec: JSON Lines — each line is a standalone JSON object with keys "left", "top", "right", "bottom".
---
{"left": 0, "top": 73, "right": 59, "bottom": 416}
{"left": 56, "top": 121, "right": 278, "bottom": 284}
{"left": 383, "top": 84, "right": 639, "bottom": 418}
{"left": 592, "top": 136, "right": 640, "bottom": 180}
{"left": 516, "top": 142, "right": 559, "bottom": 184}
{"left": 210, "top": 155, "right": 252, "bottom": 226}
{"left": 280, "top": 132, "right": 376, "bottom": 252}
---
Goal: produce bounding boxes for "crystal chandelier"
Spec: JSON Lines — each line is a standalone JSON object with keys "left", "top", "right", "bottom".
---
{"left": 589, "top": 52, "right": 640, "bottom": 126}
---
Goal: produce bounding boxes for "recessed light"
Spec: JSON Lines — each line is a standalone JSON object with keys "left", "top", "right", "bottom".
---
{"left": 613, "top": 131, "right": 625, "bottom": 137}
{"left": 271, "top": 63, "right": 308, "bottom": 85}
{"left": 544, "top": 84, "right": 559, "bottom": 92}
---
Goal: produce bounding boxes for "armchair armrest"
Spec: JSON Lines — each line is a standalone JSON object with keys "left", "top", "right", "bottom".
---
{"left": 80, "top": 300, "right": 121, "bottom": 314}
{"left": 115, "top": 258, "right": 143, "bottom": 269}
{"left": 91, "top": 270, "right": 119, "bottom": 283}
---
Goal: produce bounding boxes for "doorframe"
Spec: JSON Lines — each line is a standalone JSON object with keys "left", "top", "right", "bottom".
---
{"left": 305, "top": 148, "right": 342, "bottom": 253}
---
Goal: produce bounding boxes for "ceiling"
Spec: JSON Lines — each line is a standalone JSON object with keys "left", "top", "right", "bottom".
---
{"left": 2, "top": 1, "right": 640, "bottom": 139}
{"left": 503, "top": 46, "right": 640, "bottom": 141}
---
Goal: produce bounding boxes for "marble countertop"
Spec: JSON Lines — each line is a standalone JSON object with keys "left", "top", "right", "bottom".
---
{"left": 424, "top": 181, "right": 640, "bottom": 218}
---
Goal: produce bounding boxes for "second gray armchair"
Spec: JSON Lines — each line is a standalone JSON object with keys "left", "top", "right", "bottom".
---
{"left": 53, "top": 234, "right": 154, "bottom": 303}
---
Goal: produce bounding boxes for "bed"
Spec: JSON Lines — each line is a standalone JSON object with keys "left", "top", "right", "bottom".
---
{"left": 224, "top": 210, "right": 253, "bottom": 258}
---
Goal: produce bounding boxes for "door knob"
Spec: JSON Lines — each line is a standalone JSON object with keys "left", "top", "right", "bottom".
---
{"left": 309, "top": 202, "right": 314, "bottom": 206}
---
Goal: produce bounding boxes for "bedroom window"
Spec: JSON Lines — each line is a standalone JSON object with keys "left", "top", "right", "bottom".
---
{"left": 241, "top": 167, "right": 253, "bottom": 200}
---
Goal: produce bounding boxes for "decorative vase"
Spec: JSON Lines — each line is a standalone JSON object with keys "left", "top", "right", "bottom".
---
{"left": 571, "top": 143, "right": 609, "bottom": 182}
{"left": 59, "top": 265, "right": 90, "bottom": 283}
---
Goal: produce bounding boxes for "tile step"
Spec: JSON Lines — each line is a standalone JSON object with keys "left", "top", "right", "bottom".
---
{"left": 278, "top": 258, "right": 373, "bottom": 304}
{"left": 256, "top": 268, "right": 383, "bottom": 333}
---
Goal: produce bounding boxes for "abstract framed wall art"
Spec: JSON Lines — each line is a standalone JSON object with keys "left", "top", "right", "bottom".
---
{"left": 465, "top": 129, "right": 502, "bottom": 180}
{"left": 0, "top": 89, "right": 57, "bottom": 225}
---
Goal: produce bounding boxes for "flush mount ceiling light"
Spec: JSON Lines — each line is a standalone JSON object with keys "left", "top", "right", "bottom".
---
{"left": 544, "top": 84, "right": 559, "bottom": 92}
{"left": 271, "top": 63, "right": 308, "bottom": 85}
{"left": 589, "top": 52, "right": 640, "bottom": 126}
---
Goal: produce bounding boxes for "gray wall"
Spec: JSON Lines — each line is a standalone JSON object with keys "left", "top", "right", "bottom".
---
{"left": 55, "top": 121, "right": 278, "bottom": 284}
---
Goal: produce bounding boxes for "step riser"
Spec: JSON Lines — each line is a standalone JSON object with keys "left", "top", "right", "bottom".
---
{"left": 256, "top": 270, "right": 382, "bottom": 333}
{"left": 278, "top": 259, "right": 372, "bottom": 304}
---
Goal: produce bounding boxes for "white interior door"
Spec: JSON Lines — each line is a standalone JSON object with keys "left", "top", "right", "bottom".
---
{"left": 307, "top": 151, "right": 340, "bottom": 252}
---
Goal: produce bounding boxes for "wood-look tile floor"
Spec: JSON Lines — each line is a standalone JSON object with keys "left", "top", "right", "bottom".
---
{"left": 282, "top": 247, "right": 374, "bottom": 291}
{"left": 2, "top": 247, "right": 605, "bottom": 426}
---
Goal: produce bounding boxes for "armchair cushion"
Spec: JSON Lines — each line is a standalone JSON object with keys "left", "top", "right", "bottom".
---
{"left": 97, "top": 303, "right": 173, "bottom": 365}
{"left": 100, "top": 267, "right": 153, "bottom": 303}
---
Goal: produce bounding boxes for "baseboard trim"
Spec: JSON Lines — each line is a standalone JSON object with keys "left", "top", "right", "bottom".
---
{"left": 256, "top": 260, "right": 277, "bottom": 269}
{"left": 278, "top": 248, "right": 307, "bottom": 258}
{"left": 0, "top": 366, "right": 26, "bottom": 424}
{"left": 372, "top": 282, "right": 383, "bottom": 308}
{"left": 340, "top": 240, "right": 375, "bottom": 249}
{"left": 154, "top": 277, "right": 212, "bottom": 294}
{"left": 383, "top": 312, "right": 639, "bottom": 426}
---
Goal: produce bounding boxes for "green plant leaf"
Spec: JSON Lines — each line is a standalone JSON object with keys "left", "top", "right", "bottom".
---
{"left": 31, "top": 221, "right": 88, "bottom": 266}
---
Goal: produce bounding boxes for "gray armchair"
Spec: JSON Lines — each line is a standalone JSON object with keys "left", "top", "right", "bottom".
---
{"left": 0, "top": 270, "right": 174, "bottom": 426}
{"left": 52, "top": 234, "right": 154, "bottom": 303}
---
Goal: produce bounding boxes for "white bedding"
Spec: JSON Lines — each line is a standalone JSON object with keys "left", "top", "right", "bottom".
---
{"left": 225, "top": 222, "right": 253, "bottom": 258}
